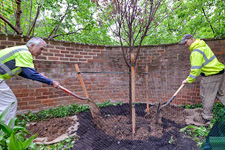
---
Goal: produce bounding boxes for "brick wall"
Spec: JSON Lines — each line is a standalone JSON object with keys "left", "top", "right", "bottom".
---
{"left": 0, "top": 34, "right": 225, "bottom": 114}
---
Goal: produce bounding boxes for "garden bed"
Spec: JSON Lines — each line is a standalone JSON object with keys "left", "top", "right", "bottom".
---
{"left": 27, "top": 103, "right": 198, "bottom": 149}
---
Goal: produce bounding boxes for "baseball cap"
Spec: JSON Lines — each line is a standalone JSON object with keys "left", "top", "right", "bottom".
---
{"left": 179, "top": 34, "right": 193, "bottom": 44}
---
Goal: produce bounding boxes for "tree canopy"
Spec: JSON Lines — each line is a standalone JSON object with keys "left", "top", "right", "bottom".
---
{"left": 0, "top": 0, "right": 224, "bottom": 45}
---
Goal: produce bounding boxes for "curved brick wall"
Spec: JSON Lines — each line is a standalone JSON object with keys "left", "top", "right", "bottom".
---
{"left": 0, "top": 35, "right": 225, "bottom": 114}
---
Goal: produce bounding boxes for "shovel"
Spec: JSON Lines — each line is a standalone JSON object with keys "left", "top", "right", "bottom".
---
{"left": 155, "top": 84, "right": 185, "bottom": 124}
{"left": 58, "top": 85, "right": 101, "bottom": 117}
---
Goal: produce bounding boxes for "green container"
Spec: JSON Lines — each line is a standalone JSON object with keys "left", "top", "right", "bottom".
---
{"left": 200, "top": 137, "right": 225, "bottom": 150}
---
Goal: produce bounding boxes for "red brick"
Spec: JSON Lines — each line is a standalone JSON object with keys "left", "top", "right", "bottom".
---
{"left": 75, "top": 55, "right": 83, "bottom": 58}
{"left": 66, "top": 47, "right": 75, "bottom": 50}
{"left": 42, "top": 99, "right": 54, "bottom": 104}
{"left": 0, "top": 36, "right": 7, "bottom": 40}
{"left": 93, "top": 50, "right": 101, "bottom": 53}
{"left": 61, "top": 50, "right": 70, "bottom": 54}
{"left": 69, "top": 58, "right": 79, "bottom": 61}
{"left": 15, "top": 42, "right": 26, "bottom": 45}
{"left": 48, "top": 56, "right": 59, "bottom": 60}
{"left": 49, "top": 41, "right": 61, "bottom": 46}
{"left": 65, "top": 54, "right": 74, "bottom": 57}
{"left": 70, "top": 51, "right": 79, "bottom": 54}
{"left": 36, "top": 88, "right": 49, "bottom": 93}
{"left": 84, "top": 56, "right": 92, "bottom": 59}
{"left": 36, "top": 96, "right": 49, "bottom": 99}
{"left": 28, "top": 100, "right": 41, "bottom": 105}
{"left": 1, "top": 41, "right": 14, "bottom": 45}
{"left": 8, "top": 37, "right": 22, "bottom": 42}
{"left": 214, "top": 51, "right": 225, "bottom": 54}
{"left": 42, "top": 52, "right": 54, "bottom": 56}
{"left": 60, "top": 58, "right": 69, "bottom": 61}
{"left": 55, "top": 54, "right": 64, "bottom": 57}
{"left": 56, "top": 46, "right": 65, "bottom": 50}
{"left": 49, "top": 49, "right": 60, "bottom": 53}
{"left": 0, "top": 45, "right": 6, "bottom": 49}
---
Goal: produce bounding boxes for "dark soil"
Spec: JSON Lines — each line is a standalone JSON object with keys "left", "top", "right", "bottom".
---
{"left": 26, "top": 103, "right": 198, "bottom": 149}
{"left": 73, "top": 104, "right": 198, "bottom": 150}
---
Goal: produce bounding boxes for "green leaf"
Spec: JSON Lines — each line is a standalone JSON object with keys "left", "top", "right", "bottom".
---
{"left": 12, "top": 126, "right": 29, "bottom": 134}
{"left": 22, "top": 133, "right": 37, "bottom": 149}
{"left": 0, "top": 123, "right": 12, "bottom": 136}
{"left": 8, "top": 118, "right": 18, "bottom": 128}
{"left": 8, "top": 131, "right": 22, "bottom": 150}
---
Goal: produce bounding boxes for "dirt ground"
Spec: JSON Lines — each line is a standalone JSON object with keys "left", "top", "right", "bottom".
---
{"left": 27, "top": 103, "right": 198, "bottom": 150}
{"left": 26, "top": 117, "right": 76, "bottom": 141}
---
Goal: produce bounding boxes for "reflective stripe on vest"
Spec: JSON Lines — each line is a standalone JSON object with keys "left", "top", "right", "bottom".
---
{"left": 188, "top": 73, "right": 197, "bottom": 79}
{"left": 0, "top": 48, "right": 29, "bottom": 76}
{"left": 190, "top": 49, "right": 216, "bottom": 70}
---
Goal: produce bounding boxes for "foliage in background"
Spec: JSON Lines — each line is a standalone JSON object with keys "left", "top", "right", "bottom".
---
{"left": 180, "top": 103, "right": 203, "bottom": 109}
{"left": 0, "top": 0, "right": 116, "bottom": 45}
{"left": 1, "top": 0, "right": 225, "bottom": 45}
{"left": 142, "top": 0, "right": 225, "bottom": 45}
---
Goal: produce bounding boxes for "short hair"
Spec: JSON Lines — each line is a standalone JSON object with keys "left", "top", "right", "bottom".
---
{"left": 26, "top": 37, "right": 47, "bottom": 48}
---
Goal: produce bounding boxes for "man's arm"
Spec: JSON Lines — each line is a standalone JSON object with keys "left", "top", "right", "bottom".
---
{"left": 19, "top": 67, "right": 53, "bottom": 85}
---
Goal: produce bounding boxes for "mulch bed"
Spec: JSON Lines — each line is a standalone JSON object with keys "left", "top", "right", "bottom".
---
{"left": 73, "top": 103, "right": 198, "bottom": 150}
{"left": 26, "top": 103, "right": 198, "bottom": 149}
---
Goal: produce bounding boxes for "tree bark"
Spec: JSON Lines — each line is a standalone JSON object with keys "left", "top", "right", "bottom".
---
{"left": 15, "top": 0, "right": 23, "bottom": 34}
{"left": 0, "top": 14, "right": 21, "bottom": 34}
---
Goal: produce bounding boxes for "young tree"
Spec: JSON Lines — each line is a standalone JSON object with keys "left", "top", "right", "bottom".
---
{"left": 97, "top": 0, "right": 182, "bottom": 113}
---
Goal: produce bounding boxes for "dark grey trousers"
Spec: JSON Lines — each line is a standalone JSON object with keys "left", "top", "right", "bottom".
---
{"left": 200, "top": 73, "right": 225, "bottom": 120}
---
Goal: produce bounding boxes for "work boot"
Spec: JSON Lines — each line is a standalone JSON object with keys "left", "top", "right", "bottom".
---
{"left": 193, "top": 115, "right": 210, "bottom": 125}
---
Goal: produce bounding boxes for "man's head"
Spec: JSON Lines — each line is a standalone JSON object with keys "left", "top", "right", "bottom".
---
{"left": 26, "top": 37, "right": 47, "bottom": 57}
{"left": 179, "top": 34, "right": 195, "bottom": 48}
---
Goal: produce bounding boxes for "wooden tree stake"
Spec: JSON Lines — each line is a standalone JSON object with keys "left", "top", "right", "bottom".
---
{"left": 131, "top": 53, "right": 136, "bottom": 136}
{"left": 75, "top": 64, "right": 95, "bottom": 117}
{"left": 146, "top": 66, "right": 149, "bottom": 114}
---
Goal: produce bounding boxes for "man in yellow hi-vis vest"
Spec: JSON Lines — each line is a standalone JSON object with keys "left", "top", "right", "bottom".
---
{"left": 0, "top": 37, "right": 60, "bottom": 125}
{"left": 180, "top": 34, "right": 225, "bottom": 124}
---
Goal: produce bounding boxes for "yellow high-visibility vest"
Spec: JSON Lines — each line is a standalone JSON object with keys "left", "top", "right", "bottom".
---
{"left": 186, "top": 39, "right": 224, "bottom": 83}
{"left": 0, "top": 45, "right": 34, "bottom": 80}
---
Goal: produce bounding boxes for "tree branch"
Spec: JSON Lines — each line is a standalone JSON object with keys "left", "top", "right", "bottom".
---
{"left": 50, "top": 28, "right": 85, "bottom": 38}
{"left": 27, "top": 4, "right": 42, "bottom": 36}
{"left": 0, "top": 14, "right": 22, "bottom": 34}
{"left": 202, "top": 7, "right": 215, "bottom": 34}
{"left": 48, "top": 3, "right": 70, "bottom": 39}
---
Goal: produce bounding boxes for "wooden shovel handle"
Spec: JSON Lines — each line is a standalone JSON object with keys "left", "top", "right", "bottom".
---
{"left": 160, "top": 84, "right": 185, "bottom": 109}
{"left": 173, "top": 84, "right": 185, "bottom": 97}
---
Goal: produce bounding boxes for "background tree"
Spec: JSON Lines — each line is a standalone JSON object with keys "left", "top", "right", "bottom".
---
{"left": 142, "top": 0, "right": 225, "bottom": 45}
{"left": 0, "top": 0, "right": 117, "bottom": 45}
{"left": 0, "top": 0, "right": 224, "bottom": 45}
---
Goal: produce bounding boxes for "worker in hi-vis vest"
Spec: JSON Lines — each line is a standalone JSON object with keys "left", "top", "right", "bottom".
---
{"left": 180, "top": 34, "right": 225, "bottom": 124}
{"left": 0, "top": 37, "right": 60, "bottom": 125}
